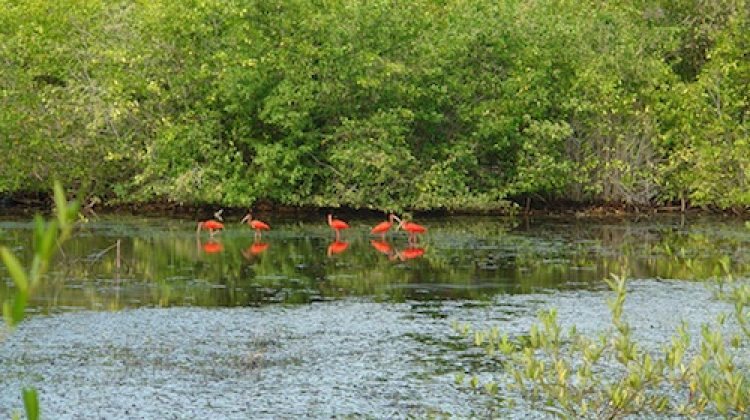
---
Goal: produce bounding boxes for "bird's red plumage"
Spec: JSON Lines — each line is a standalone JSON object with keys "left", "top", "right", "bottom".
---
{"left": 202, "top": 220, "right": 224, "bottom": 230}
{"left": 328, "top": 217, "right": 349, "bottom": 230}
{"left": 250, "top": 220, "right": 270, "bottom": 230}
{"left": 370, "top": 221, "right": 392, "bottom": 234}
{"left": 332, "top": 220, "right": 349, "bottom": 229}
{"left": 402, "top": 222, "right": 426, "bottom": 234}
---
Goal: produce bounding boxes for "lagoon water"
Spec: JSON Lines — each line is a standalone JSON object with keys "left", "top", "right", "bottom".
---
{"left": 1, "top": 214, "right": 748, "bottom": 417}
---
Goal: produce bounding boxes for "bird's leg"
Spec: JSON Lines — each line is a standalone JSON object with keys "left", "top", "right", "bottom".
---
{"left": 335, "top": 230, "right": 341, "bottom": 241}
{"left": 255, "top": 230, "right": 261, "bottom": 241}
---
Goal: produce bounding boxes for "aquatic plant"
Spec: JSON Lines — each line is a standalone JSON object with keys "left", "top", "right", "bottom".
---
{"left": 1, "top": 182, "right": 79, "bottom": 420}
{"left": 454, "top": 270, "right": 750, "bottom": 417}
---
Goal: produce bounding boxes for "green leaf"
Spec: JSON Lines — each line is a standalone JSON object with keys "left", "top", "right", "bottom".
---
{"left": 37, "top": 221, "right": 59, "bottom": 263}
{"left": 53, "top": 180, "right": 68, "bottom": 229}
{"left": 9, "top": 293, "right": 29, "bottom": 326}
{"left": 0, "top": 247, "right": 29, "bottom": 293}
{"left": 3, "top": 300, "right": 13, "bottom": 327}
{"left": 22, "top": 388, "right": 40, "bottom": 420}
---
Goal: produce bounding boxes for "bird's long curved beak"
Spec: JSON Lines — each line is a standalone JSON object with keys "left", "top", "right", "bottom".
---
{"left": 214, "top": 209, "right": 224, "bottom": 221}
{"left": 240, "top": 214, "right": 250, "bottom": 224}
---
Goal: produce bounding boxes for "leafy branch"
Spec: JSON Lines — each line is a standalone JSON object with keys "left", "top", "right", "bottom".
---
{"left": 1, "top": 181, "right": 80, "bottom": 420}
{"left": 454, "top": 271, "right": 750, "bottom": 418}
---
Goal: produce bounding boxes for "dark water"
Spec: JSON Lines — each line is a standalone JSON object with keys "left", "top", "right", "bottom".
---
{"left": 1, "top": 215, "right": 748, "bottom": 417}
{"left": 1, "top": 215, "right": 749, "bottom": 311}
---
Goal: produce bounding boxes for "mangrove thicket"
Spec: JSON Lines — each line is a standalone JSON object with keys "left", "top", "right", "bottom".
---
{"left": 1, "top": 0, "right": 748, "bottom": 211}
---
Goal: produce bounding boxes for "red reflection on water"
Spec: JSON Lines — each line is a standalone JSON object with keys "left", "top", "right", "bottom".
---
{"left": 396, "top": 246, "right": 425, "bottom": 260}
{"left": 242, "top": 241, "right": 270, "bottom": 260}
{"left": 327, "top": 240, "right": 349, "bottom": 257}
{"left": 202, "top": 240, "right": 224, "bottom": 254}
{"left": 370, "top": 240, "right": 393, "bottom": 255}
{"left": 249, "top": 242, "right": 269, "bottom": 254}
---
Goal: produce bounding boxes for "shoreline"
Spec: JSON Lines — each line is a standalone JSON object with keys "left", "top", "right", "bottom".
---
{"left": 0, "top": 192, "right": 747, "bottom": 219}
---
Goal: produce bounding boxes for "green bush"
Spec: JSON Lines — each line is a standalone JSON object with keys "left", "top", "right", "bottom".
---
{"left": 1, "top": 0, "right": 748, "bottom": 211}
{"left": 454, "top": 272, "right": 750, "bottom": 417}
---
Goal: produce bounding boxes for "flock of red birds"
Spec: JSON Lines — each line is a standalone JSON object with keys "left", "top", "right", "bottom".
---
{"left": 196, "top": 210, "right": 427, "bottom": 260}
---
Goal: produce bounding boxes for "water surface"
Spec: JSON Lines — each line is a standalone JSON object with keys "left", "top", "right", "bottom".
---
{"left": 1, "top": 214, "right": 748, "bottom": 311}
{"left": 1, "top": 214, "right": 748, "bottom": 417}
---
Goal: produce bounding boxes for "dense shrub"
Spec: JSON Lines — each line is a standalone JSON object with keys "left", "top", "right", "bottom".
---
{"left": 1, "top": 0, "right": 747, "bottom": 210}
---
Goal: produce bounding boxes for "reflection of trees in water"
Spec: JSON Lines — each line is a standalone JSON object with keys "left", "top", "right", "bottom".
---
{"left": 1, "top": 216, "right": 749, "bottom": 311}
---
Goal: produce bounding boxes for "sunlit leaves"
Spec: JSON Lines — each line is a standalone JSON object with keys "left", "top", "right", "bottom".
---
{"left": 455, "top": 268, "right": 750, "bottom": 417}
{"left": 2, "top": 183, "right": 78, "bottom": 327}
{"left": 1, "top": 0, "right": 748, "bottom": 210}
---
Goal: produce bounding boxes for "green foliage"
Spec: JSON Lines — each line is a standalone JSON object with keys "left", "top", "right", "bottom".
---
{"left": 2, "top": 182, "right": 78, "bottom": 326}
{"left": 22, "top": 388, "right": 40, "bottom": 420}
{"left": 454, "top": 271, "right": 750, "bottom": 417}
{"left": 654, "top": 1, "right": 750, "bottom": 209}
{"left": 1, "top": 0, "right": 748, "bottom": 210}
{"left": 1, "top": 182, "right": 79, "bottom": 419}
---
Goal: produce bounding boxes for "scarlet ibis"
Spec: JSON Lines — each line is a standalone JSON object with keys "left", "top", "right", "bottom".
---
{"left": 370, "top": 214, "right": 398, "bottom": 238}
{"left": 327, "top": 214, "right": 349, "bottom": 240}
{"left": 327, "top": 240, "right": 349, "bottom": 256}
{"left": 197, "top": 209, "right": 225, "bottom": 236}
{"left": 397, "top": 218, "right": 427, "bottom": 243}
{"left": 240, "top": 211, "right": 270, "bottom": 239}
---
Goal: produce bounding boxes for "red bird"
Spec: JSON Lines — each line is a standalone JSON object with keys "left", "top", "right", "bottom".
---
{"left": 327, "top": 214, "right": 349, "bottom": 240}
{"left": 370, "top": 214, "right": 399, "bottom": 238}
{"left": 240, "top": 211, "right": 270, "bottom": 239}
{"left": 197, "top": 209, "right": 225, "bottom": 237}
{"left": 397, "top": 218, "right": 427, "bottom": 244}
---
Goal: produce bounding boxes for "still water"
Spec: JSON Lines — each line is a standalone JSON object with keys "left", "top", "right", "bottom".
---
{"left": 1, "top": 214, "right": 748, "bottom": 417}
{"left": 2, "top": 214, "right": 749, "bottom": 310}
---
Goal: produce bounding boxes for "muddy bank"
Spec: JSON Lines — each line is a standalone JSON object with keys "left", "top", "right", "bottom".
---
{"left": 2, "top": 190, "right": 744, "bottom": 219}
{"left": 0, "top": 280, "right": 740, "bottom": 418}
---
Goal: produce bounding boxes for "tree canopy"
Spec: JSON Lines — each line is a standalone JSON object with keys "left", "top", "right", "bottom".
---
{"left": 1, "top": 0, "right": 748, "bottom": 211}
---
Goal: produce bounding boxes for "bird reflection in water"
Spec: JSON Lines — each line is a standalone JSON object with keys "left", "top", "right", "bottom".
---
{"left": 370, "top": 240, "right": 425, "bottom": 261}
{"left": 200, "top": 240, "right": 224, "bottom": 254}
{"left": 327, "top": 240, "right": 349, "bottom": 257}
{"left": 396, "top": 246, "right": 425, "bottom": 260}
{"left": 370, "top": 240, "right": 393, "bottom": 256}
{"left": 242, "top": 241, "right": 270, "bottom": 260}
